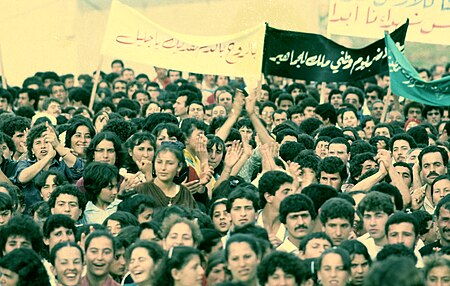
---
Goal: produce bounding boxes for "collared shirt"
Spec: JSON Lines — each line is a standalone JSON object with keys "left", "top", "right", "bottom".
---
{"left": 12, "top": 157, "right": 84, "bottom": 211}
{"left": 80, "top": 275, "right": 120, "bottom": 286}
{"left": 81, "top": 199, "right": 122, "bottom": 225}
{"left": 412, "top": 185, "right": 434, "bottom": 215}
{"left": 277, "top": 237, "right": 299, "bottom": 255}
{"left": 357, "top": 233, "right": 382, "bottom": 260}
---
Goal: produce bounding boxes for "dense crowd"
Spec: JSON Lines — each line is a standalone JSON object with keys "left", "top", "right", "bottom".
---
{"left": 0, "top": 59, "right": 449, "bottom": 286}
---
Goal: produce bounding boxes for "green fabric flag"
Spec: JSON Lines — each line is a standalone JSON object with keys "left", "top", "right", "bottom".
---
{"left": 385, "top": 33, "right": 450, "bottom": 106}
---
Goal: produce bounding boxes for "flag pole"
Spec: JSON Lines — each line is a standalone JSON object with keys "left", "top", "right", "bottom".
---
{"left": 320, "top": 82, "right": 326, "bottom": 104}
{"left": 89, "top": 55, "right": 103, "bottom": 112}
{"left": 0, "top": 44, "right": 7, "bottom": 88}
{"left": 380, "top": 87, "right": 391, "bottom": 123}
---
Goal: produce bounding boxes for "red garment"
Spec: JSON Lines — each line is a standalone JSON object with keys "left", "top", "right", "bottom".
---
{"left": 80, "top": 275, "right": 120, "bottom": 286}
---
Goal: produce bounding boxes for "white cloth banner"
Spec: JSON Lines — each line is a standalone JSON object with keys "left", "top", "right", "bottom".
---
{"left": 327, "top": 0, "right": 450, "bottom": 45}
{"left": 101, "top": 1, "right": 266, "bottom": 77}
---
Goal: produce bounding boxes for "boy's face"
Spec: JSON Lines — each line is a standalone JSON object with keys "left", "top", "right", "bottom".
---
{"left": 4, "top": 235, "right": 31, "bottom": 255}
{"left": 322, "top": 217, "right": 352, "bottom": 246}
{"left": 230, "top": 198, "right": 256, "bottom": 227}
{"left": 362, "top": 211, "right": 389, "bottom": 240}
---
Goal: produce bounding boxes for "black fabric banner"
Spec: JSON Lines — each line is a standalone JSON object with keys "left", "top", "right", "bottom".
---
{"left": 262, "top": 20, "right": 409, "bottom": 82}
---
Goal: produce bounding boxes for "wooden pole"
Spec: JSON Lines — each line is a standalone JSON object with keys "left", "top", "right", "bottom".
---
{"left": 380, "top": 87, "right": 391, "bottom": 123}
{"left": 320, "top": 82, "right": 326, "bottom": 104}
{"left": 0, "top": 45, "right": 7, "bottom": 88}
{"left": 89, "top": 56, "right": 103, "bottom": 111}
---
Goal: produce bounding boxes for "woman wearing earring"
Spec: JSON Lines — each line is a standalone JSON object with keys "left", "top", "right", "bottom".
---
{"left": 135, "top": 143, "right": 197, "bottom": 209}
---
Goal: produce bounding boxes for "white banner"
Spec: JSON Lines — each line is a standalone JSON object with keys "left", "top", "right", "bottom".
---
{"left": 101, "top": 1, "right": 266, "bottom": 77}
{"left": 327, "top": 0, "right": 450, "bottom": 45}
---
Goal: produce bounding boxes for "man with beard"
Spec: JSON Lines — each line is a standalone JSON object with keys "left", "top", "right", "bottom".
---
{"left": 420, "top": 194, "right": 450, "bottom": 257}
{"left": 411, "top": 146, "right": 448, "bottom": 214}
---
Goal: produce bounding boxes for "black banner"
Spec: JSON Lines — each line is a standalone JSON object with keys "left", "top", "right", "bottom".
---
{"left": 262, "top": 20, "right": 409, "bottom": 82}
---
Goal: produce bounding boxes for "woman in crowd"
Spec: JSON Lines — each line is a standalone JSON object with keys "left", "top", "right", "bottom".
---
{"left": 141, "top": 101, "right": 161, "bottom": 117}
{"left": 14, "top": 123, "right": 83, "bottom": 212}
{"left": 161, "top": 215, "right": 202, "bottom": 250}
{"left": 35, "top": 170, "right": 67, "bottom": 202}
{"left": 340, "top": 240, "right": 372, "bottom": 286}
{"left": 124, "top": 240, "right": 164, "bottom": 286}
{"left": 82, "top": 162, "right": 121, "bottom": 224}
{"left": 423, "top": 254, "right": 450, "bottom": 286}
{"left": 225, "top": 234, "right": 261, "bottom": 286}
{"left": 209, "top": 198, "right": 231, "bottom": 236}
{"left": 125, "top": 132, "right": 155, "bottom": 182}
{"left": 103, "top": 211, "right": 139, "bottom": 236}
{"left": 317, "top": 247, "right": 352, "bottom": 286}
{"left": 64, "top": 116, "right": 95, "bottom": 160}
{"left": 152, "top": 246, "right": 205, "bottom": 286}
{"left": 151, "top": 123, "right": 185, "bottom": 150}
{"left": 206, "top": 251, "right": 228, "bottom": 286}
{"left": 134, "top": 143, "right": 196, "bottom": 209}
{"left": 0, "top": 193, "right": 13, "bottom": 227}
{"left": 0, "top": 248, "right": 50, "bottom": 286}
{"left": 50, "top": 242, "right": 83, "bottom": 286}
{"left": 118, "top": 194, "right": 156, "bottom": 224}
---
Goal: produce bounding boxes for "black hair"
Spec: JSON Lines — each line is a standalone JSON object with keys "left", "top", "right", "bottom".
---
{"left": 319, "top": 156, "right": 347, "bottom": 183}
{"left": 418, "top": 145, "right": 449, "bottom": 169}
{"left": 257, "top": 251, "right": 309, "bottom": 286}
{"left": 376, "top": 244, "right": 417, "bottom": 264}
{"left": 226, "top": 186, "right": 259, "bottom": 213}
{"left": 0, "top": 248, "right": 50, "bottom": 286}
{"left": 357, "top": 191, "right": 395, "bottom": 216}
{"left": 34, "top": 170, "right": 67, "bottom": 193}
{"left": 369, "top": 182, "right": 403, "bottom": 210}
{"left": 103, "top": 211, "right": 139, "bottom": 229}
{"left": 83, "top": 162, "right": 119, "bottom": 203}
{"left": 279, "top": 194, "right": 316, "bottom": 224}
{"left": 84, "top": 230, "right": 115, "bottom": 254}
{"left": 48, "top": 184, "right": 86, "bottom": 213}
{"left": 385, "top": 211, "right": 419, "bottom": 239}
{"left": 349, "top": 152, "right": 376, "bottom": 183}
{"left": 258, "top": 171, "right": 293, "bottom": 209}
{"left": 279, "top": 141, "right": 306, "bottom": 162}
{"left": 118, "top": 194, "right": 156, "bottom": 220}
{"left": 301, "top": 184, "right": 338, "bottom": 215}
{"left": 85, "top": 131, "right": 125, "bottom": 169}
{"left": 0, "top": 215, "right": 43, "bottom": 257}
{"left": 42, "top": 214, "right": 76, "bottom": 239}
{"left": 339, "top": 239, "right": 372, "bottom": 265}
{"left": 319, "top": 198, "right": 355, "bottom": 225}
{"left": 299, "top": 232, "right": 333, "bottom": 251}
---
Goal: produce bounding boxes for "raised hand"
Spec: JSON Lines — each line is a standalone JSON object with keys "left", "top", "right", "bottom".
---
{"left": 224, "top": 140, "right": 243, "bottom": 169}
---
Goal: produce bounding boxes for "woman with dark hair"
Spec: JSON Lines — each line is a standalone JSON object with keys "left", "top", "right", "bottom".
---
{"left": 206, "top": 135, "right": 243, "bottom": 197}
{"left": 64, "top": 116, "right": 95, "bottom": 160}
{"left": 339, "top": 240, "right": 372, "bottom": 286}
{"left": 81, "top": 162, "right": 121, "bottom": 224}
{"left": 34, "top": 169, "right": 67, "bottom": 202}
{"left": 103, "top": 211, "right": 139, "bottom": 236}
{"left": 134, "top": 143, "right": 196, "bottom": 209}
{"left": 0, "top": 192, "right": 13, "bottom": 227}
{"left": 141, "top": 101, "right": 161, "bottom": 118}
{"left": 118, "top": 194, "right": 155, "bottom": 224}
{"left": 124, "top": 132, "right": 155, "bottom": 181}
{"left": 0, "top": 248, "right": 50, "bottom": 286}
{"left": 85, "top": 131, "right": 125, "bottom": 169}
{"left": 13, "top": 123, "right": 83, "bottom": 212}
{"left": 50, "top": 242, "right": 84, "bottom": 286}
{"left": 317, "top": 247, "right": 352, "bottom": 286}
{"left": 124, "top": 240, "right": 164, "bottom": 286}
{"left": 209, "top": 198, "right": 231, "bottom": 236}
{"left": 152, "top": 246, "right": 205, "bottom": 286}
{"left": 225, "top": 234, "right": 261, "bottom": 286}
{"left": 151, "top": 123, "right": 185, "bottom": 150}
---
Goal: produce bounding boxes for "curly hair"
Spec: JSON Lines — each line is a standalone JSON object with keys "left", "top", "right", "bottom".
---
{"left": 0, "top": 248, "right": 50, "bottom": 286}
{"left": 85, "top": 131, "right": 125, "bottom": 169}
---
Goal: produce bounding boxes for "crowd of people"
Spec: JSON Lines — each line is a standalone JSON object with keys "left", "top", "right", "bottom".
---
{"left": 0, "top": 59, "right": 448, "bottom": 286}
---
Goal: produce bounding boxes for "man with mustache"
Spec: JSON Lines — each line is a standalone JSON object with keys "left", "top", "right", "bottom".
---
{"left": 420, "top": 194, "right": 450, "bottom": 257}
{"left": 411, "top": 146, "right": 448, "bottom": 214}
{"left": 277, "top": 194, "right": 316, "bottom": 255}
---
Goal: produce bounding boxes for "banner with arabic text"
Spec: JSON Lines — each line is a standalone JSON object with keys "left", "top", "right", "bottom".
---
{"left": 101, "top": 1, "right": 266, "bottom": 77}
{"left": 262, "top": 21, "right": 408, "bottom": 82}
{"left": 328, "top": 0, "right": 450, "bottom": 45}
{"left": 385, "top": 33, "right": 450, "bottom": 106}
